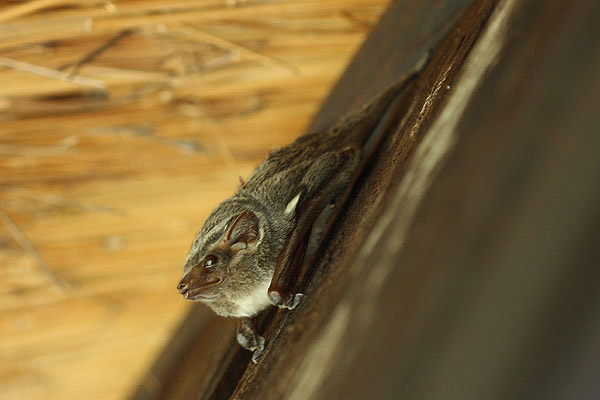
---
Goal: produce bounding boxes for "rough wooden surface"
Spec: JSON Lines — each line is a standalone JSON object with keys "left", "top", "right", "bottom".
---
{"left": 0, "top": 1, "right": 390, "bottom": 400}
{"left": 130, "top": 0, "right": 494, "bottom": 398}
{"left": 131, "top": 0, "right": 600, "bottom": 398}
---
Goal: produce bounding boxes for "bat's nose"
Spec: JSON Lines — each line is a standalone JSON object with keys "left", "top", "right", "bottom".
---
{"left": 177, "top": 279, "right": 189, "bottom": 294}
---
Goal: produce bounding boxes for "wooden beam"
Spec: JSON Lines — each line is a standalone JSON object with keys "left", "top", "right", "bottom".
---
{"left": 130, "top": 0, "right": 600, "bottom": 398}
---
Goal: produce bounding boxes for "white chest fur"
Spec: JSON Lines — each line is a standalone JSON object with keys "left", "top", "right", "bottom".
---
{"left": 230, "top": 280, "right": 272, "bottom": 318}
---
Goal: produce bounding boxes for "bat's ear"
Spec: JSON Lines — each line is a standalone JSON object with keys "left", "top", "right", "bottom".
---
{"left": 225, "top": 210, "right": 259, "bottom": 252}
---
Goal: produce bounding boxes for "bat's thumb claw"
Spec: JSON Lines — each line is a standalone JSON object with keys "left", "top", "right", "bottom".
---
{"left": 269, "top": 290, "right": 304, "bottom": 310}
{"left": 282, "top": 293, "right": 304, "bottom": 310}
{"left": 290, "top": 293, "right": 304, "bottom": 309}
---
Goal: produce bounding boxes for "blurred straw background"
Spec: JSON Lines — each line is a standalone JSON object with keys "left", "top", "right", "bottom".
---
{"left": 0, "top": 1, "right": 388, "bottom": 399}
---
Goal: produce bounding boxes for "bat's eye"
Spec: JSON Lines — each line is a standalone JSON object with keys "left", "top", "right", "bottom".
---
{"left": 204, "top": 255, "right": 218, "bottom": 268}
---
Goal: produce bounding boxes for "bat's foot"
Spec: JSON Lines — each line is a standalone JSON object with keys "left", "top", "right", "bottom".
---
{"left": 237, "top": 330, "right": 265, "bottom": 364}
{"left": 268, "top": 290, "right": 304, "bottom": 310}
{"left": 251, "top": 342, "right": 265, "bottom": 364}
{"left": 237, "top": 318, "right": 265, "bottom": 364}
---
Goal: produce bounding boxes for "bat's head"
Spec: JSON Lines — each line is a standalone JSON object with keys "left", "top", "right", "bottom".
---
{"left": 177, "top": 203, "right": 274, "bottom": 317}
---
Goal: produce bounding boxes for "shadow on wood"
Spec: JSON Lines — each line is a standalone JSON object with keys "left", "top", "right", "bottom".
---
{"left": 131, "top": 0, "right": 600, "bottom": 399}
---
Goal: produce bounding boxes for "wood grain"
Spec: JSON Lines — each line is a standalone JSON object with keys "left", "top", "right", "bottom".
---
{"left": 129, "top": 0, "right": 497, "bottom": 398}
{"left": 131, "top": 0, "right": 600, "bottom": 398}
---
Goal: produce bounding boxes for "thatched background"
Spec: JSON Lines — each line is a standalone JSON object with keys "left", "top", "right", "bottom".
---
{"left": 0, "top": 1, "right": 388, "bottom": 399}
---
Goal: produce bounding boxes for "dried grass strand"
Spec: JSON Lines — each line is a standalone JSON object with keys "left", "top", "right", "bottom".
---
{"left": 63, "top": 29, "right": 134, "bottom": 78}
{"left": 0, "top": 56, "right": 106, "bottom": 90}
{"left": 0, "top": 207, "right": 70, "bottom": 292}
{"left": 0, "top": 0, "right": 77, "bottom": 23}
{"left": 175, "top": 23, "right": 301, "bottom": 75}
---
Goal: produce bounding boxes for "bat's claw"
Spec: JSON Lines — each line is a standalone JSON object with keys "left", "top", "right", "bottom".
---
{"left": 269, "top": 290, "right": 304, "bottom": 310}
{"left": 284, "top": 293, "right": 304, "bottom": 310}
{"left": 236, "top": 327, "right": 265, "bottom": 364}
{"left": 250, "top": 336, "right": 265, "bottom": 364}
